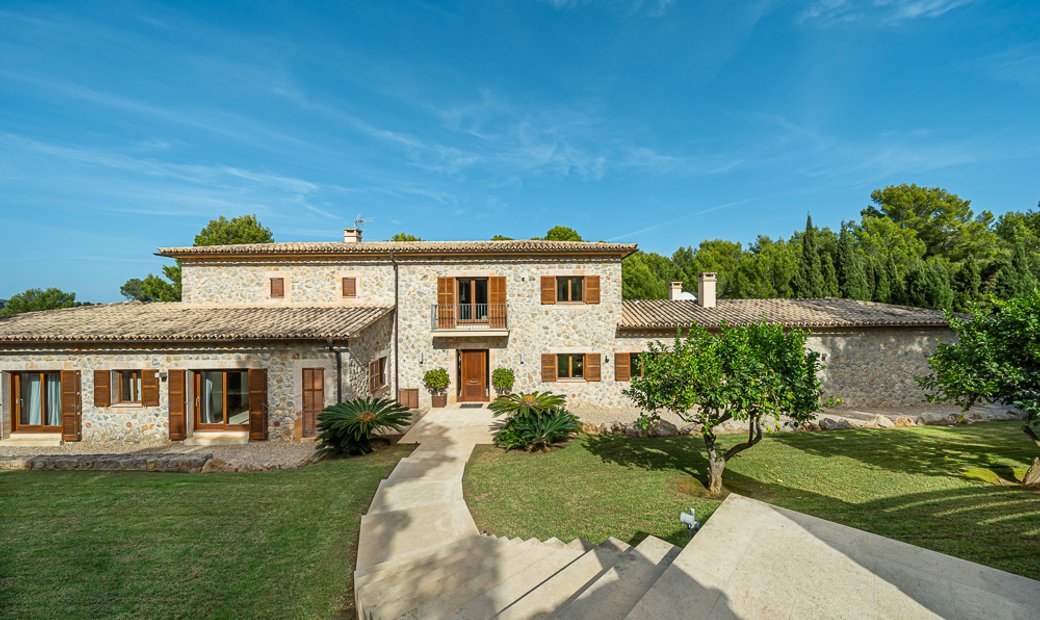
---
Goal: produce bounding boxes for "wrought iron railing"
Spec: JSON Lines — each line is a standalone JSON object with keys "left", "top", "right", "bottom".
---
{"left": 431, "top": 304, "right": 508, "bottom": 330}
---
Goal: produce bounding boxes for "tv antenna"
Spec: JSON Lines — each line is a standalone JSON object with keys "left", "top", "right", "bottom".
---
{"left": 353, "top": 212, "right": 373, "bottom": 230}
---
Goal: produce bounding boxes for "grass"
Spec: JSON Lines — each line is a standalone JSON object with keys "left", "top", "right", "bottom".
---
{"left": 0, "top": 445, "right": 412, "bottom": 619}
{"left": 463, "top": 421, "right": 1040, "bottom": 578}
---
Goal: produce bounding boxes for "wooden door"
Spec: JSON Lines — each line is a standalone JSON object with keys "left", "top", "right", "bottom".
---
{"left": 458, "top": 350, "right": 488, "bottom": 402}
{"left": 301, "top": 368, "right": 324, "bottom": 438}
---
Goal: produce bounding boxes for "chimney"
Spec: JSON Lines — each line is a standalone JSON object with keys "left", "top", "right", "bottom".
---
{"left": 669, "top": 281, "right": 683, "bottom": 301}
{"left": 343, "top": 228, "right": 362, "bottom": 243}
{"left": 697, "top": 272, "right": 717, "bottom": 308}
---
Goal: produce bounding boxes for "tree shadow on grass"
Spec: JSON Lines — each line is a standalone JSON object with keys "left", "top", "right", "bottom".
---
{"left": 766, "top": 421, "right": 1038, "bottom": 480}
{"left": 580, "top": 434, "right": 707, "bottom": 483}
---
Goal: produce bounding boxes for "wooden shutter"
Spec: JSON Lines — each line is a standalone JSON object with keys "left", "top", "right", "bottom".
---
{"left": 488, "top": 276, "right": 507, "bottom": 328}
{"left": 248, "top": 368, "right": 268, "bottom": 440}
{"left": 168, "top": 370, "right": 187, "bottom": 441}
{"left": 141, "top": 370, "right": 159, "bottom": 407}
{"left": 585, "top": 353, "right": 601, "bottom": 382}
{"left": 398, "top": 388, "right": 419, "bottom": 410}
{"left": 585, "top": 275, "right": 601, "bottom": 304}
{"left": 540, "top": 276, "right": 557, "bottom": 305}
{"left": 60, "top": 370, "right": 82, "bottom": 442}
{"left": 541, "top": 354, "right": 557, "bottom": 382}
{"left": 342, "top": 277, "right": 357, "bottom": 297}
{"left": 4, "top": 374, "right": 13, "bottom": 437}
{"left": 437, "top": 276, "right": 456, "bottom": 328}
{"left": 270, "top": 277, "right": 284, "bottom": 298}
{"left": 615, "top": 353, "right": 631, "bottom": 381}
{"left": 93, "top": 370, "right": 110, "bottom": 407}
{"left": 302, "top": 368, "right": 324, "bottom": 438}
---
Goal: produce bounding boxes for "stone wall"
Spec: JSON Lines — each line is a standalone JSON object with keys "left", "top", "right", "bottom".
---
{"left": 0, "top": 343, "right": 348, "bottom": 443}
{"left": 181, "top": 259, "right": 396, "bottom": 305}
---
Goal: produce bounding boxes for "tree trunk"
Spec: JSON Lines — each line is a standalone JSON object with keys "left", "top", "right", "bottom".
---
{"left": 704, "top": 433, "right": 726, "bottom": 495}
{"left": 1025, "top": 458, "right": 1040, "bottom": 488}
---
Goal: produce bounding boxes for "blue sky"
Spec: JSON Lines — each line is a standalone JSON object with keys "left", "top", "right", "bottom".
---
{"left": 1, "top": 0, "right": 1038, "bottom": 302}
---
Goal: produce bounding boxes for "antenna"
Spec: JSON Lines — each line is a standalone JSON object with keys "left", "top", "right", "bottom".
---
{"left": 353, "top": 212, "right": 373, "bottom": 230}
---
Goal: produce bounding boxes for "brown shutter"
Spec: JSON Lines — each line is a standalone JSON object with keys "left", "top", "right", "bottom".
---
{"left": 615, "top": 353, "right": 631, "bottom": 382}
{"left": 368, "top": 360, "right": 377, "bottom": 394}
{"left": 437, "top": 276, "right": 456, "bottom": 328}
{"left": 168, "top": 370, "right": 186, "bottom": 441}
{"left": 248, "top": 368, "right": 268, "bottom": 440}
{"left": 270, "top": 277, "right": 284, "bottom": 298}
{"left": 585, "top": 275, "right": 600, "bottom": 304}
{"left": 342, "top": 277, "right": 357, "bottom": 297}
{"left": 141, "top": 370, "right": 159, "bottom": 407}
{"left": 541, "top": 354, "right": 557, "bottom": 382}
{"left": 93, "top": 370, "right": 110, "bottom": 407}
{"left": 489, "top": 276, "right": 507, "bottom": 328}
{"left": 540, "top": 276, "right": 557, "bottom": 305}
{"left": 585, "top": 353, "right": 601, "bottom": 382}
{"left": 4, "top": 374, "right": 14, "bottom": 437}
{"left": 60, "top": 370, "right": 82, "bottom": 442}
{"left": 398, "top": 388, "right": 419, "bottom": 409}
{"left": 302, "top": 368, "right": 324, "bottom": 438}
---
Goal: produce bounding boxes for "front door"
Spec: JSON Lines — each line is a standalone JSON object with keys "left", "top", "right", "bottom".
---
{"left": 458, "top": 350, "right": 488, "bottom": 402}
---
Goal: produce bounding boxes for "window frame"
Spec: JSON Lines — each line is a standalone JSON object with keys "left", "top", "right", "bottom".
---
{"left": 555, "top": 276, "right": 585, "bottom": 304}
{"left": 193, "top": 369, "right": 251, "bottom": 430}
{"left": 113, "top": 369, "right": 143, "bottom": 405}
{"left": 270, "top": 277, "right": 285, "bottom": 298}
{"left": 369, "top": 357, "right": 388, "bottom": 392}
{"left": 11, "top": 371, "right": 63, "bottom": 433}
{"left": 556, "top": 353, "right": 586, "bottom": 381}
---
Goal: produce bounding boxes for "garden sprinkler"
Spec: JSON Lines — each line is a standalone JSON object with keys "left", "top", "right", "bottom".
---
{"left": 679, "top": 507, "right": 701, "bottom": 541}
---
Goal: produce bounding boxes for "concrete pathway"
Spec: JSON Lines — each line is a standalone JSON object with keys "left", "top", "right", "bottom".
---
{"left": 354, "top": 408, "right": 1040, "bottom": 619}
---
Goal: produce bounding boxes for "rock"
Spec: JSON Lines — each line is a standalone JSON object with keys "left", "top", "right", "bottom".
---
{"left": 800, "top": 421, "right": 820, "bottom": 432}
{"left": 648, "top": 420, "right": 678, "bottom": 437}
{"left": 581, "top": 422, "right": 601, "bottom": 435}
{"left": 609, "top": 422, "right": 625, "bottom": 435}
{"left": 679, "top": 423, "right": 700, "bottom": 436}
{"left": 871, "top": 415, "right": 895, "bottom": 429}
{"left": 201, "top": 457, "right": 228, "bottom": 473}
{"left": 893, "top": 416, "right": 916, "bottom": 427}
{"left": 818, "top": 417, "right": 853, "bottom": 431}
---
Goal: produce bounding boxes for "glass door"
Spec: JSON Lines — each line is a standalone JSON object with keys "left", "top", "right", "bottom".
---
{"left": 12, "top": 372, "right": 62, "bottom": 432}
{"left": 195, "top": 370, "right": 250, "bottom": 430}
{"left": 457, "top": 278, "right": 489, "bottom": 323}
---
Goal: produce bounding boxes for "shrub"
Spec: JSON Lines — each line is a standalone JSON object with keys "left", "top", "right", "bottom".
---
{"left": 422, "top": 368, "right": 449, "bottom": 394}
{"left": 494, "top": 409, "right": 580, "bottom": 451}
{"left": 489, "top": 391, "right": 566, "bottom": 420}
{"left": 315, "top": 397, "right": 412, "bottom": 457}
{"left": 491, "top": 367, "right": 515, "bottom": 394}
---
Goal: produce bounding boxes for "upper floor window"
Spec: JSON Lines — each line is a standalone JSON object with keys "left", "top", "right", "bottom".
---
{"left": 342, "top": 277, "right": 357, "bottom": 298}
{"left": 270, "top": 277, "right": 285, "bottom": 298}
{"left": 557, "top": 353, "right": 585, "bottom": 379}
{"left": 541, "top": 275, "right": 600, "bottom": 305}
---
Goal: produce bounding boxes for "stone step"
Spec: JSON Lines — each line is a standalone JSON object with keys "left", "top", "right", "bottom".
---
{"left": 554, "top": 535, "right": 681, "bottom": 620}
{"left": 496, "top": 537, "right": 632, "bottom": 620}
{"left": 396, "top": 539, "right": 573, "bottom": 618}
{"left": 448, "top": 539, "right": 593, "bottom": 619}
{"left": 355, "top": 535, "right": 508, "bottom": 586}
{"left": 387, "top": 457, "right": 468, "bottom": 482}
{"left": 356, "top": 502, "right": 478, "bottom": 571}
{"left": 183, "top": 431, "right": 248, "bottom": 446}
{"left": 0, "top": 433, "right": 63, "bottom": 447}
{"left": 361, "top": 538, "right": 544, "bottom": 619}
{"left": 367, "top": 477, "right": 463, "bottom": 514}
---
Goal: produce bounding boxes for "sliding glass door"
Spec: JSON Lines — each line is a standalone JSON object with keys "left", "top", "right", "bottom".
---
{"left": 12, "top": 372, "right": 63, "bottom": 432}
{"left": 195, "top": 370, "right": 250, "bottom": 430}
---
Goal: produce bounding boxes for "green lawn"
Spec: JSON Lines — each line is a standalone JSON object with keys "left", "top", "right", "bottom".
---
{"left": 0, "top": 445, "right": 412, "bottom": 619}
{"left": 463, "top": 421, "right": 1040, "bottom": 578}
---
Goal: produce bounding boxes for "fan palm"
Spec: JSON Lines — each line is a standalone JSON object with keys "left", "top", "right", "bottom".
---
{"left": 489, "top": 390, "right": 567, "bottom": 419}
{"left": 315, "top": 397, "right": 412, "bottom": 457}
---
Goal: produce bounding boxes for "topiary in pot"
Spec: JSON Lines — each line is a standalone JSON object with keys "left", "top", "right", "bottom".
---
{"left": 315, "top": 397, "right": 412, "bottom": 457}
{"left": 423, "top": 367, "right": 450, "bottom": 407}
{"left": 491, "top": 367, "right": 515, "bottom": 395}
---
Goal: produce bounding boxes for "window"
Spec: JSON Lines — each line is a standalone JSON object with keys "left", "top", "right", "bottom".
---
{"left": 12, "top": 371, "right": 62, "bottom": 431}
{"left": 557, "top": 353, "right": 585, "bottom": 380}
{"left": 270, "top": 277, "right": 285, "bottom": 298}
{"left": 195, "top": 370, "right": 250, "bottom": 428}
{"left": 369, "top": 357, "right": 388, "bottom": 392}
{"left": 342, "top": 277, "right": 357, "bottom": 297}
{"left": 556, "top": 276, "right": 584, "bottom": 303}
{"left": 115, "top": 370, "right": 142, "bottom": 404}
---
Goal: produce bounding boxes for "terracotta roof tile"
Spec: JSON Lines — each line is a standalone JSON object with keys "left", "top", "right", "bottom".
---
{"left": 0, "top": 303, "right": 393, "bottom": 343}
{"left": 157, "top": 239, "right": 637, "bottom": 258}
{"left": 620, "top": 298, "right": 951, "bottom": 330}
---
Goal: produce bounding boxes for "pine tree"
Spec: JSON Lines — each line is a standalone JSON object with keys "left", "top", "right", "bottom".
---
{"left": 903, "top": 260, "right": 954, "bottom": 310}
{"left": 822, "top": 255, "right": 840, "bottom": 297}
{"left": 953, "top": 255, "right": 982, "bottom": 310}
{"left": 992, "top": 242, "right": 1037, "bottom": 299}
{"left": 837, "top": 224, "right": 871, "bottom": 300}
{"left": 791, "top": 215, "right": 825, "bottom": 298}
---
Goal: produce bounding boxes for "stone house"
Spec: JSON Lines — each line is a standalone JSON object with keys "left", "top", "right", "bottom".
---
{"left": 0, "top": 229, "right": 953, "bottom": 445}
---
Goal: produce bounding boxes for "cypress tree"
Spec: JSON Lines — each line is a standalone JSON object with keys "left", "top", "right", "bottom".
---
{"left": 953, "top": 255, "right": 982, "bottom": 310}
{"left": 792, "top": 214, "right": 825, "bottom": 298}
{"left": 822, "top": 255, "right": 840, "bottom": 297}
{"left": 837, "top": 224, "right": 870, "bottom": 300}
{"left": 992, "top": 242, "right": 1037, "bottom": 299}
{"left": 885, "top": 254, "right": 904, "bottom": 304}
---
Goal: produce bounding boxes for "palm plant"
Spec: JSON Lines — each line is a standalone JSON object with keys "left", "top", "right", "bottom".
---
{"left": 315, "top": 397, "right": 412, "bottom": 457}
{"left": 493, "top": 410, "right": 580, "bottom": 451}
{"left": 489, "top": 390, "right": 567, "bottom": 419}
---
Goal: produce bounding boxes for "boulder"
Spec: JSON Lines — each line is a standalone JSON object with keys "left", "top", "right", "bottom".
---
{"left": 581, "top": 422, "right": 601, "bottom": 435}
{"left": 201, "top": 457, "right": 229, "bottom": 473}
{"left": 648, "top": 420, "right": 678, "bottom": 437}
{"left": 679, "top": 423, "right": 700, "bottom": 436}
{"left": 818, "top": 417, "right": 853, "bottom": 431}
{"left": 871, "top": 415, "right": 895, "bottom": 429}
{"left": 893, "top": 416, "right": 916, "bottom": 427}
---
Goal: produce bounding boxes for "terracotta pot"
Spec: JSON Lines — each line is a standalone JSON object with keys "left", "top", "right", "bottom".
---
{"left": 431, "top": 393, "right": 448, "bottom": 408}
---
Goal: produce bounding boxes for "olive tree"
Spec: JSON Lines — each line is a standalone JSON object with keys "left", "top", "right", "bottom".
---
{"left": 624, "top": 323, "right": 828, "bottom": 494}
{"left": 918, "top": 292, "right": 1040, "bottom": 484}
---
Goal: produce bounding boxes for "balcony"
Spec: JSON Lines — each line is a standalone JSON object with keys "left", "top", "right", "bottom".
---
{"left": 431, "top": 303, "right": 509, "bottom": 336}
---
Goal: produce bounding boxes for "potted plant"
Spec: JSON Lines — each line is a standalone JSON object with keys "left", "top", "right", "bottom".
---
{"left": 491, "top": 367, "right": 515, "bottom": 396}
{"left": 423, "top": 367, "right": 450, "bottom": 408}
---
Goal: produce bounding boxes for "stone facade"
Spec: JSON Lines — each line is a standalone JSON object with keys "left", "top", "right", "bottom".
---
{"left": 181, "top": 259, "right": 397, "bottom": 305}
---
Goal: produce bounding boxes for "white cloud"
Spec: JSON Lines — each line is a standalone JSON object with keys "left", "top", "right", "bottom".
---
{"left": 798, "top": 0, "right": 973, "bottom": 26}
